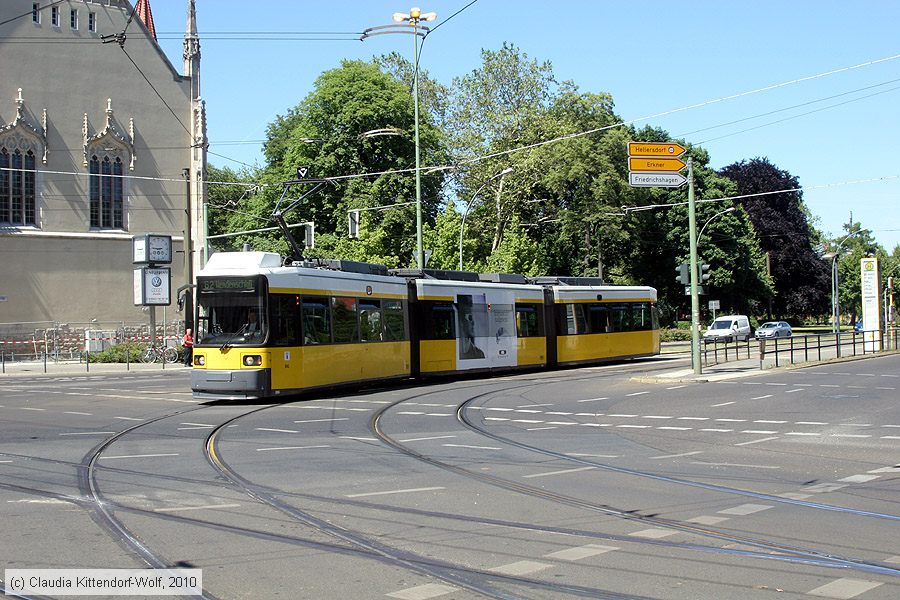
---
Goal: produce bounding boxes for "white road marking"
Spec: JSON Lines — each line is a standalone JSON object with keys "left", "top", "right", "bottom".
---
{"left": 741, "top": 430, "right": 779, "bottom": 435}
{"left": 397, "top": 435, "right": 456, "bottom": 443}
{"left": 686, "top": 515, "right": 729, "bottom": 525}
{"left": 785, "top": 432, "right": 820, "bottom": 436}
{"left": 629, "top": 528, "right": 677, "bottom": 539}
{"left": 544, "top": 544, "right": 619, "bottom": 561}
{"left": 256, "top": 428, "right": 298, "bottom": 434}
{"left": 565, "top": 453, "right": 619, "bottom": 458}
{"left": 716, "top": 418, "right": 745, "bottom": 422}
{"left": 806, "top": 578, "right": 882, "bottom": 598}
{"left": 804, "top": 483, "right": 848, "bottom": 493}
{"left": 795, "top": 421, "right": 828, "bottom": 425}
{"left": 882, "top": 435, "right": 900, "bottom": 439}
{"left": 819, "top": 384, "right": 840, "bottom": 388}
{"left": 751, "top": 395, "right": 773, "bottom": 400}
{"left": 677, "top": 416, "right": 708, "bottom": 421}
{"left": 339, "top": 436, "right": 378, "bottom": 442}
{"left": 485, "top": 407, "right": 514, "bottom": 412}
{"left": 489, "top": 561, "right": 552, "bottom": 576}
{"left": 650, "top": 451, "right": 703, "bottom": 459}
{"left": 114, "top": 416, "right": 143, "bottom": 421}
{"left": 386, "top": 583, "right": 457, "bottom": 600}
{"left": 523, "top": 466, "right": 596, "bottom": 479}
{"left": 443, "top": 444, "right": 501, "bottom": 450}
{"left": 717, "top": 503, "right": 772, "bottom": 516}
{"left": 868, "top": 466, "right": 900, "bottom": 474}
{"left": 484, "top": 417, "right": 509, "bottom": 422}
{"left": 831, "top": 434, "right": 871, "bottom": 438}
{"left": 153, "top": 503, "right": 241, "bottom": 513}
{"left": 616, "top": 424, "right": 651, "bottom": 429}
{"left": 527, "top": 426, "right": 557, "bottom": 431}
{"left": 577, "top": 397, "right": 608, "bottom": 403}
{"left": 665, "top": 385, "right": 686, "bottom": 390}
{"left": 545, "top": 411, "right": 573, "bottom": 415}
{"left": 180, "top": 422, "right": 215, "bottom": 427}
{"left": 754, "top": 420, "right": 787, "bottom": 424}
{"left": 694, "top": 461, "right": 779, "bottom": 469}
{"left": 656, "top": 426, "right": 692, "bottom": 431}
{"left": 711, "top": 401, "right": 735, "bottom": 407}
{"left": 397, "top": 411, "right": 424, "bottom": 415}
{"left": 626, "top": 391, "right": 650, "bottom": 397}
{"left": 100, "top": 453, "right": 179, "bottom": 460}
{"left": 735, "top": 437, "right": 780, "bottom": 446}
{"left": 608, "top": 414, "right": 637, "bottom": 418}
{"left": 700, "top": 428, "right": 733, "bottom": 433}
{"left": 514, "top": 409, "right": 542, "bottom": 413}
{"left": 59, "top": 431, "right": 115, "bottom": 436}
{"left": 517, "top": 403, "right": 554, "bottom": 407}
{"left": 256, "top": 445, "right": 330, "bottom": 452}
{"left": 293, "top": 418, "right": 349, "bottom": 424}
{"left": 345, "top": 487, "right": 445, "bottom": 498}
{"left": 785, "top": 389, "right": 804, "bottom": 393}
{"left": 838, "top": 474, "right": 879, "bottom": 483}
{"left": 513, "top": 419, "right": 544, "bottom": 424}
{"left": 642, "top": 415, "right": 673, "bottom": 419}
{"left": 780, "top": 492, "right": 814, "bottom": 500}
{"left": 19, "top": 407, "right": 46, "bottom": 411}
{"left": 425, "top": 413, "right": 453, "bottom": 417}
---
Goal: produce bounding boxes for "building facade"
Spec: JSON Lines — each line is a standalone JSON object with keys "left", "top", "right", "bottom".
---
{"left": 0, "top": 0, "right": 206, "bottom": 325}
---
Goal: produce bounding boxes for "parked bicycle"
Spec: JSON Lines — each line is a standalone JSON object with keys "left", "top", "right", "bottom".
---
{"left": 139, "top": 343, "right": 179, "bottom": 364}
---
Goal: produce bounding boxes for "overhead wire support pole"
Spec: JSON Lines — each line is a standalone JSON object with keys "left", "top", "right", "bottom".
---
{"left": 687, "top": 158, "right": 702, "bottom": 375}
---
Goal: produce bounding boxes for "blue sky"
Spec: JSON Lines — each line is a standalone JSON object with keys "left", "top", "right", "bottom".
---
{"left": 151, "top": 1, "right": 900, "bottom": 251}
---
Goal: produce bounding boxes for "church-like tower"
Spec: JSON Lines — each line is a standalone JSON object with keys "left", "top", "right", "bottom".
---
{"left": 183, "top": 0, "right": 208, "bottom": 291}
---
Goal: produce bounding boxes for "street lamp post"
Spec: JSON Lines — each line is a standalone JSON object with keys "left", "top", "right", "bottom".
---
{"left": 458, "top": 168, "right": 513, "bottom": 270}
{"left": 362, "top": 7, "right": 437, "bottom": 270}
{"left": 696, "top": 206, "right": 735, "bottom": 246}
{"left": 821, "top": 231, "right": 862, "bottom": 335}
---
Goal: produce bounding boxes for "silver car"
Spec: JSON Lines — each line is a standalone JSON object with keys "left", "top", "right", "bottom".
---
{"left": 755, "top": 321, "right": 792, "bottom": 339}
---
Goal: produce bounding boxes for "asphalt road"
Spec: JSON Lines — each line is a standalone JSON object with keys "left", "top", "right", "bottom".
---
{"left": 1, "top": 355, "right": 898, "bottom": 599}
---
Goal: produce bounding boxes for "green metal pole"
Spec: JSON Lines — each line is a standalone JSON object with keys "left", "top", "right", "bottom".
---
{"left": 413, "top": 26, "right": 424, "bottom": 270}
{"left": 687, "top": 158, "right": 702, "bottom": 375}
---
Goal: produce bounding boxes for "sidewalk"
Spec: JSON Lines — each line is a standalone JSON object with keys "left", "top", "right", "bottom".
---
{"left": 0, "top": 359, "right": 191, "bottom": 378}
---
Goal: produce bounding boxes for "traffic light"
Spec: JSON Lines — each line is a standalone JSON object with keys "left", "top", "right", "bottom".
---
{"left": 698, "top": 262, "right": 710, "bottom": 283}
{"left": 675, "top": 263, "right": 690, "bottom": 285}
{"left": 348, "top": 210, "right": 360, "bottom": 239}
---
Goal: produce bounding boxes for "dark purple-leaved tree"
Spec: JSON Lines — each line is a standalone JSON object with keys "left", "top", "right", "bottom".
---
{"left": 719, "top": 158, "right": 830, "bottom": 319}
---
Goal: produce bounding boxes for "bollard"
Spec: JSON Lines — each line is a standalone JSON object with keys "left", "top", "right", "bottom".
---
{"left": 43, "top": 351, "right": 47, "bottom": 373}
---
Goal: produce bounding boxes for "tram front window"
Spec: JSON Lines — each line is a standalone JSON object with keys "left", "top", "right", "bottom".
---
{"left": 197, "top": 279, "right": 266, "bottom": 346}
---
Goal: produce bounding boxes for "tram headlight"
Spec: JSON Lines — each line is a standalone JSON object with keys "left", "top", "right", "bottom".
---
{"left": 243, "top": 354, "right": 262, "bottom": 367}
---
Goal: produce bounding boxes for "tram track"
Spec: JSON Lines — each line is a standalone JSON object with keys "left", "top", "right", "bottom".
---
{"left": 199, "top": 382, "right": 674, "bottom": 599}
{"left": 369, "top": 380, "right": 900, "bottom": 580}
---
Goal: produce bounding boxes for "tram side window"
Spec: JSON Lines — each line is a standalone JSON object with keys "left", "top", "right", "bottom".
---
{"left": 302, "top": 297, "right": 331, "bottom": 344}
{"left": 587, "top": 304, "right": 610, "bottom": 333}
{"left": 359, "top": 299, "right": 383, "bottom": 342}
{"left": 515, "top": 304, "right": 542, "bottom": 337}
{"left": 383, "top": 300, "right": 406, "bottom": 341}
{"left": 608, "top": 303, "right": 633, "bottom": 332}
{"left": 270, "top": 294, "right": 300, "bottom": 346}
{"left": 422, "top": 301, "right": 456, "bottom": 340}
{"left": 558, "top": 304, "right": 588, "bottom": 335}
{"left": 632, "top": 302, "right": 651, "bottom": 331}
{"left": 332, "top": 297, "right": 359, "bottom": 343}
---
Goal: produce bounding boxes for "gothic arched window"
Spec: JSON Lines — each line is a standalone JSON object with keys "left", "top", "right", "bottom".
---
{"left": 0, "top": 146, "right": 37, "bottom": 226}
{"left": 89, "top": 154, "right": 124, "bottom": 229}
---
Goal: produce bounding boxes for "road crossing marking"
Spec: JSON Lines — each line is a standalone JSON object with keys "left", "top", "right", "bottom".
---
{"left": 806, "top": 578, "right": 882, "bottom": 598}
{"left": 386, "top": 583, "right": 457, "bottom": 600}
{"left": 345, "top": 487, "right": 445, "bottom": 498}
{"left": 523, "top": 466, "right": 596, "bottom": 479}
{"left": 544, "top": 544, "right": 619, "bottom": 561}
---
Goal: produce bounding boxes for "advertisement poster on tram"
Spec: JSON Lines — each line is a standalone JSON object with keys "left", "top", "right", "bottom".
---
{"left": 456, "top": 291, "right": 517, "bottom": 370}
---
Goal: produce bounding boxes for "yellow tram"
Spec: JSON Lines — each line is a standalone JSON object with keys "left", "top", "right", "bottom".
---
{"left": 190, "top": 252, "right": 660, "bottom": 400}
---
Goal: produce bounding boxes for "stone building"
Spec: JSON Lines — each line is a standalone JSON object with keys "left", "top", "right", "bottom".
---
{"left": 0, "top": 0, "right": 206, "bottom": 326}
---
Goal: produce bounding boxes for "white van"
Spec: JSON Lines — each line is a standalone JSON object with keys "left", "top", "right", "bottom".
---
{"left": 703, "top": 315, "right": 751, "bottom": 343}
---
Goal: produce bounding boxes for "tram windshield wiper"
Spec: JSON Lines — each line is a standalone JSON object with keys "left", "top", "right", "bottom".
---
{"left": 220, "top": 324, "right": 247, "bottom": 351}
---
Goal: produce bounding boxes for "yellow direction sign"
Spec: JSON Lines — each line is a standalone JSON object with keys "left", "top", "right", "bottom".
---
{"left": 628, "top": 142, "right": 686, "bottom": 157}
{"left": 629, "top": 157, "right": 687, "bottom": 172}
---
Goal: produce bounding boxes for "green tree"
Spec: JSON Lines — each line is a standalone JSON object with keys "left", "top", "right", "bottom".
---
{"left": 242, "top": 59, "right": 447, "bottom": 266}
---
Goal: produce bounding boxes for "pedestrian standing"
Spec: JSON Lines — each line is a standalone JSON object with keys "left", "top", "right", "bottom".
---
{"left": 182, "top": 327, "right": 193, "bottom": 367}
